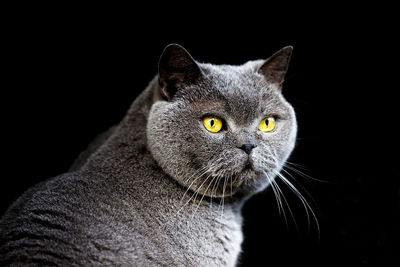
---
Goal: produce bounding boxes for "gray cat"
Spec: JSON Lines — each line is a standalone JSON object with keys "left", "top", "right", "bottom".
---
{"left": 0, "top": 44, "right": 298, "bottom": 266}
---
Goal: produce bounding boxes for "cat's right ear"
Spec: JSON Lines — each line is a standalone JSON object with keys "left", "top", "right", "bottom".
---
{"left": 158, "top": 44, "right": 202, "bottom": 100}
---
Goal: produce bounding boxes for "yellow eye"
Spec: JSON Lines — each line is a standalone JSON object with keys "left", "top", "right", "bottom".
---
{"left": 259, "top": 116, "right": 276, "bottom": 132}
{"left": 203, "top": 117, "right": 223, "bottom": 133}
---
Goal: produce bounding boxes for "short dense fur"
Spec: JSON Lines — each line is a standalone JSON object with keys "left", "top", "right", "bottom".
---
{"left": 0, "top": 44, "right": 296, "bottom": 266}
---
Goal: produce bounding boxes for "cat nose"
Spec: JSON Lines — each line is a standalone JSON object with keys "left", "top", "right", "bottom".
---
{"left": 238, "top": 143, "right": 257, "bottom": 155}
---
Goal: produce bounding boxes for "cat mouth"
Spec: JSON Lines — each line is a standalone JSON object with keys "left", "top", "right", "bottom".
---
{"left": 190, "top": 157, "right": 269, "bottom": 198}
{"left": 243, "top": 160, "right": 252, "bottom": 171}
{"left": 242, "top": 157, "right": 256, "bottom": 172}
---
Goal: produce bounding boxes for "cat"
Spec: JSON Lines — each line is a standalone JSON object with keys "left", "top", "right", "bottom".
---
{"left": 0, "top": 44, "right": 297, "bottom": 266}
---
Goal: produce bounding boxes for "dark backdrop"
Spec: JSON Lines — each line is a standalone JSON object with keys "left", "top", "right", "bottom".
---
{"left": 2, "top": 5, "right": 399, "bottom": 266}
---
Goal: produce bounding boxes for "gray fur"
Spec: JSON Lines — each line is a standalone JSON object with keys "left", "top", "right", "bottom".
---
{"left": 0, "top": 44, "right": 297, "bottom": 266}
{"left": 69, "top": 126, "right": 117, "bottom": 171}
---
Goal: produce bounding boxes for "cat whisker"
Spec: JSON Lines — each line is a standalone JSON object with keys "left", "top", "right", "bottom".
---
{"left": 196, "top": 166, "right": 220, "bottom": 203}
{"left": 182, "top": 164, "right": 211, "bottom": 186}
{"left": 231, "top": 173, "right": 241, "bottom": 187}
{"left": 210, "top": 170, "right": 222, "bottom": 208}
{"left": 180, "top": 156, "right": 232, "bottom": 220}
{"left": 175, "top": 164, "right": 220, "bottom": 218}
{"left": 217, "top": 161, "right": 236, "bottom": 217}
{"left": 263, "top": 171, "right": 294, "bottom": 229}
{"left": 182, "top": 156, "right": 224, "bottom": 186}
{"left": 219, "top": 174, "right": 229, "bottom": 218}
{"left": 284, "top": 165, "right": 330, "bottom": 185}
{"left": 257, "top": 151, "right": 299, "bottom": 230}
{"left": 285, "top": 161, "right": 309, "bottom": 170}
{"left": 193, "top": 169, "right": 227, "bottom": 219}
{"left": 280, "top": 168, "right": 320, "bottom": 212}
{"left": 190, "top": 171, "right": 220, "bottom": 219}
{"left": 180, "top": 159, "right": 224, "bottom": 200}
{"left": 264, "top": 172, "right": 283, "bottom": 215}
{"left": 229, "top": 174, "right": 233, "bottom": 199}
{"left": 179, "top": 165, "right": 210, "bottom": 205}
{"left": 273, "top": 170, "right": 320, "bottom": 238}
{"left": 280, "top": 167, "right": 321, "bottom": 236}
{"left": 213, "top": 172, "right": 225, "bottom": 202}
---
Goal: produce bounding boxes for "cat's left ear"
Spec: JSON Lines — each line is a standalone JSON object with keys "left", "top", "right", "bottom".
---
{"left": 158, "top": 44, "right": 202, "bottom": 100}
{"left": 258, "top": 46, "right": 293, "bottom": 88}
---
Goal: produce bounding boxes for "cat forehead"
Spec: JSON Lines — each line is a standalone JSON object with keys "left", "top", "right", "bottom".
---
{"left": 199, "top": 61, "right": 270, "bottom": 98}
{"left": 200, "top": 60, "right": 265, "bottom": 87}
{"left": 191, "top": 92, "right": 284, "bottom": 124}
{"left": 188, "top": 62, "right": 286, "bottom": 124}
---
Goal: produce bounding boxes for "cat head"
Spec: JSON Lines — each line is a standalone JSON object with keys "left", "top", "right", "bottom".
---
{"left": 147, "top": 44, "right": 297, "bottom": 198}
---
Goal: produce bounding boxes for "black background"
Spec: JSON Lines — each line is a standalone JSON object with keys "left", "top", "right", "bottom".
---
{"left": 2, "top": 5, "right": 399, "bottom": 266}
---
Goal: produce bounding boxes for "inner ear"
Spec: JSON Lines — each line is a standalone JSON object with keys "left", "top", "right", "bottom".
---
{"left": 258, "top": 46, "right": 293, "bottom": 87}
{"left": 158, "top": 44, "right": 202, "bottom": 100}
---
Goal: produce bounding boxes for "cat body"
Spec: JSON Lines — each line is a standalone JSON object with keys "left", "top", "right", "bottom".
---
{"left": 0, "top": 44, "right": 296, "bottom": 266}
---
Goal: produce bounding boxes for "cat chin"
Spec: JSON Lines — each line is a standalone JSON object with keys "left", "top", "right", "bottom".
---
{"left": 233, "top": 172, "right": 273, "bottom": 196}
{"left": 194, "top": 168, "right": 274, "bottom": 198}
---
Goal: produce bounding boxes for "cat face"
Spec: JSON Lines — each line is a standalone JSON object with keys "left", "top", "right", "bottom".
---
{"left": 147, "top": 44, "right": 297, "bottom": 198}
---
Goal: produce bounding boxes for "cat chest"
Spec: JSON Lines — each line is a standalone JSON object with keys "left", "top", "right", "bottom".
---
{"left": 163, "top": 220, "right": 243, "bottom": 266}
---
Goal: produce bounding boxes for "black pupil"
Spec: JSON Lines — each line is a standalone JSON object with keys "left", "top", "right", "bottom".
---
{"left": 265, "top": 119, "right": 269, "bottom": 126}
{"left": 210, "top": 119, "right": 215, "bottom": 127}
